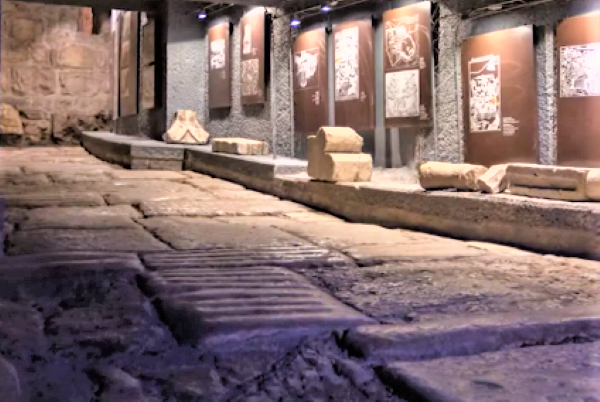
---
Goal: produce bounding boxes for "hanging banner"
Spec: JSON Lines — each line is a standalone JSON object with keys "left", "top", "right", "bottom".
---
{"left": 293, "top": 28, "right": 328, "bottom": 135}
{"left": 333, "top": 19, "right": 375, "bottom": 130}
{"left": 240, "top": 10, "right": 266, "bottom": 105}
{"left": 382, "top": 1, "right": 432, "bottom": 128}
{"left": 461, "top": 26, "right": 538, "bottom": 166}
{"left": 208, "top": 22, "right": 232, "bottom": 109}
{"left": 557, "top": 12, "right": 600, "bottom": 167}
{"left": 119, "top": 11, "right": 139, "bottom": 117}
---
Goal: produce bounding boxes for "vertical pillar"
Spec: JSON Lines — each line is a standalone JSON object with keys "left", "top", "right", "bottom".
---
{"left": 536, "top": 25, "right": 556, "bottom": 165}
{"left": 271, "top": 14, "right": 294, "bottom": 158}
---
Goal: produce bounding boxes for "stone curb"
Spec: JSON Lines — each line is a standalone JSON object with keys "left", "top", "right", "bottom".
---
{"left": 340, "top": 304, "right": 600, "bottom": 362}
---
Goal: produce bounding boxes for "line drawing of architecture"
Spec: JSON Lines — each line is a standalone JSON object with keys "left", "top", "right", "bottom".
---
{"left": 334, "top": 26, "right": 360, "bottom": 102}
{"left": 560, "top": 43, "right": 600, "bottom": 98}
{"left": 385, "top": 69, "right": 420, "bottom": 118}
{"left": 385, "top": 15, "right": 419, "bottom": 69}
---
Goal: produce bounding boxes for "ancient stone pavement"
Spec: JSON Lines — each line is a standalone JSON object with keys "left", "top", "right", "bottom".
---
{"left": 1, "top": 146, "right": 600, "bottom": 401}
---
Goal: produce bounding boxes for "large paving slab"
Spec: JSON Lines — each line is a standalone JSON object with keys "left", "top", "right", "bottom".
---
{"left": 139, "top": 255, "right": 374, "bottom": 350}
{"left": 0, "top": 173, "right": 51, "bottom": 186}
{"left": 294, "top": 255, "right": 600, "bottom": 324}
{"left": 18, "top": 205, "right": 142, "bottom": 221}
{"left": 105, "top": 188, "right": 215, "bottom": 206}
{"left": 7, "top": 228, "right": 170, "bottom": 255}
{"left": 47, "top": 171, "right": 111, "bottom": 183}
{"left": 342, "top": 303, "right": 600, "bottom": 361}
{"left": 2, "top": 193, "right": 106, "bottom": 208}
{"left": 108, "top": 170, "right": 187, "bottom": 181}
{"left": 19, "top": 214, "right": 139, "bottom": 231}
{"left": 139, "top": 199, "right": 309, "bottom": 217}
{"left": 184, "top": 177, "right": 246, "bottom": 191}
{"left": 139, "top": 217, "right": 309, "bottom": 249}
{"left": 380, "top": 342, "right": 600, "bottom": 402}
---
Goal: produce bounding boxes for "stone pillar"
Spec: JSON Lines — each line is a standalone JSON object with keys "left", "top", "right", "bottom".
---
{"left": 165, "top": 0, "right": 206, "bottom": 127}
{"left": 536, "top": 25, "right": 557, "bottom": 165}
{"left": 270, "top": 14, "right": 293, "bottom": 158}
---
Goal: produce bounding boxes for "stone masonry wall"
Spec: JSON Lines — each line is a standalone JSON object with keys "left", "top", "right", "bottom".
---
{"left": 0, "top": 0, "right": 112, "bottom": 145}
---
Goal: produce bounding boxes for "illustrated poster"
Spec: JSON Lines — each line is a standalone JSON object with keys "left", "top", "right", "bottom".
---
{"left": 208, "top": 22, "right": 231, "bottom": 109}
{"left": 383, "top": 2, "right": 432, "bottom": 127}
{"left": 240, "top": 10, "right": 266, "bottom": 105}
{"left": 293, "top": 28, "right": 328, "bottom": 135}
{"left": 559, "top": 43, "right": 600, "bottom": 98}
{"left": 333, "top": 19, "right": 375, "bottom": 130}
{"left": 468, "top": 54, "right": 501, "bottom": 133}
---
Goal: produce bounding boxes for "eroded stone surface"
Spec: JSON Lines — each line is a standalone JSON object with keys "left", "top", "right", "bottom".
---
{"left": 163, "top": 110, "right": 209, "bottom": 145}
{"left": 506, "top": 163, "right": 590, "bottom": 201}
{"left": 212, "top": 137, "right": 270, "bottom": 155}
{"left": 140, "top": 199, "right": 308, "bottom": 217}
{"left": 419, "top": 161, "right": 487, "bottom": 191}
{"left": 3, "top": 192, "right": 106, "bottom": 208}
{"left": 381, "top": 342, "right": 600, "bottom": 402}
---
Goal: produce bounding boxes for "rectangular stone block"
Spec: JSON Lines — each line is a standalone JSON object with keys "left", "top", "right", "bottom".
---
{"left": 419, "top": 162, "right": 487, "bottom": 191}
{"left": 478, "top": 164, "right": 508, "bottom": 194}
{"left": 506, "top": 164, "right": 590, "bottom": 201}
{"left": 315, "top": 126, "right": 363, "bottom": 153}
{"left": 212, "top": 138, "right": 269, "bottom": 155}
{"left": 309, "top": 151, "right": 373, "bottom": 183}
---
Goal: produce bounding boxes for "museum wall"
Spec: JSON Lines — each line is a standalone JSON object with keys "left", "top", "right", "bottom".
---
{"left": 435, "top": 0, "right": 600, "bottom": 166}
{"left": 0, "top": 0, "right": 113, "bottom": 145}
{"left": 114, "top": 7, "right": 166, "bottom": 140}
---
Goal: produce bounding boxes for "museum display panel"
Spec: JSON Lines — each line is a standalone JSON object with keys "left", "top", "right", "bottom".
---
{"left": 293, "top": 28, "right": 329, "bottom": 135}
{"left": 119, "top": 11, "right": 140, "bottom": 117}
{"left": 461, "top": 25, "right": 538, "bottom": 166}
{"left": 141, "top": 12, "right": 156, "bottom": 110}
{"left": 382, "top": 1, "right": 433, "bottom": 128}
{"left": 240, "top": 9, "right": 267, "bottom": 106}
{"left": 208, "top": 22, "right": 232, "bottom": 109}
{"left": 333, "top": 19, "right": 375, "bottom": 130}
{"left": 557, "top": 12, "right": 600, "bottom": 167}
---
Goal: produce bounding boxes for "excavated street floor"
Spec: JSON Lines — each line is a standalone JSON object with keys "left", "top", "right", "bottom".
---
{"left": 0, "top": 146, "right": 599, "bottom": 402}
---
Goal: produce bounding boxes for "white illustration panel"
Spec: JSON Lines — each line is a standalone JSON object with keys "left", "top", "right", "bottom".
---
{"left": 334, "top": 26, "right": 360, "bottom": 102}
{"left": 242, "top": 23, "right": 253, "bottom": 56}
{"left": 385, "top": 15, "right": 419, "bottom": 69}
{"left": 242, "top": 58, "right": 260, "bottom": 97}
{"left": 385, "top": 69, "right": 420, "bottom": 118}
{"left": 468, "top": 54, "right": 501, "bottom": 133}
{"left": 560, "top": 42, "right": 600, "bottom": 98}
{"left": 294, "top": 48, "right": 319, "bottom": 91}
{"left": 210, "top": 39, "right": 226, "bottom": 70}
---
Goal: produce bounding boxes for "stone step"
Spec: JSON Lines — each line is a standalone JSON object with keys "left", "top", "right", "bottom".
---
{"left": 139, "top": 255, "right": 374, "bottom": 350}
{"left": 141, "top": 245, "right": 349, "bottom": 269}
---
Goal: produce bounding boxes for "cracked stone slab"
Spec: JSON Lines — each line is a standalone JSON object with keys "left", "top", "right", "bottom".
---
{"left": 343, "top": 304, "right": 600, "bottom": 361}
{"left": 109, "top": 170, "right": 187, "bottom": 181}
{"left": 105, "top": 189, "right": 215, "bottom": 206}
{"left": 7, "top": 228, "right": 170, "bottom": 255}
{"left": 141, "top": 244, "right": 349, "bottom": 270}
{"left": 380, "top": 342, "right": 600, "bottom": 402}
{"left": 139, "top": 199, "right": 308, "bottom": 217}
{"left": 19, "top": 205, "right": 142, "bottom": 221}
{"left": 184, "top": 178, "right": 246, "bottom": 191}
{"left": 295, "top": 256, "right": 600, "bottom": 324}
{"left": 344, "top": 242, "right": 485, "bottom": 265}
{"left": 3, "top": 193, "right": 106, "bottom": 208}
{"left": 283, "top": 211, "right": 345, "bottom": 223}
{"left": 139, "top": 261, "right": 374, "bottom": 350}
{"left": 209, "top": 189, "right": 279, "bottom": 201}
{"left": 19, "top": 214, "right": 139, "bottom": 231}
{"left": 22, "top": 163, "right": 115, "bottom": 174}
{"left": 139, "top": 217, "right": 308, "bottom": 249}
{"left": 48, "top": 172, "right": 111, "bottom": 183}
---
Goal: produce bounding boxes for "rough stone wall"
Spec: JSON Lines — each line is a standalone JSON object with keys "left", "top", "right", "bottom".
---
{"left": 0, "top": 0, "right": 112, "bottom": 145}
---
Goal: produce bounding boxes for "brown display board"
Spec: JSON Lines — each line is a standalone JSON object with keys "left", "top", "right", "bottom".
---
{"left": 141, "top": 12, "right": 156, "bottom": 110}
{"left": 461, "top": 26, "right": 538, "bottom": 166}
{"left": 240, "top": 10, "right": 266, "bottom": 105}
{"left": 208, "top": 22, "right": 231, "bottom": 109}
{"left": 383, "top": 2, "right": 432, "bottom": 128}
{"left": 293, "top": 28, "right": 328, "bottom": 135}
{"left": 557, "top": 13, "right": 600, "bottom": 167}
{"left": 333, "top": 19, "right": 375, "bottom": 130}
{"left": 119, "top": 11, "right": 139, "bottom": 118}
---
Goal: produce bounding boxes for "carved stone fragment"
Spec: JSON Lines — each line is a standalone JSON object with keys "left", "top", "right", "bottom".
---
{"left": 163, "top": 110, "right": 209, "bottom": 145}
{"left": 212, "top": 137, "right": 269, "bottom": 155}
{"left": 419, "top": 162, "right": 487, "bottom": 191}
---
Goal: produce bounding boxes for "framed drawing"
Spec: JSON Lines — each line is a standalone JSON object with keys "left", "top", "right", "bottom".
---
{"left": 240, "top": 10, "right": 266, "bottom": 105}
{"left": 208, "top": 21, "right": 232, "bottom": 109}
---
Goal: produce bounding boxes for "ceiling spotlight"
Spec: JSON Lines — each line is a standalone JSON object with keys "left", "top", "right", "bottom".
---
{"left": 290, "top": 17, "right": 301, "bottom": 27}
{"left": 487, "top": 4, "right": 502, "bottom": 11}
{"left": 321, "top": 4, "right": 331, "bottom": 12}
{"left": 198, "top": 10, "right": 207, "bottom": 20}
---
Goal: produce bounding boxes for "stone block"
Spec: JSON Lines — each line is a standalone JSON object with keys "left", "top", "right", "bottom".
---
{"left": 55, "top": 44, "right": 98, "bottom": 69}
{"left": 419, "top": 162, "right": 487, "bottom": 191}
{"left": 315, "top": 126, "right": 363, "bottom": 153}
{"left": 11, "top": 68, "right": 55, "bottom": 96}
{"left": 309, "top": 151, "right": 373, "bottom": 183}
{"left": 163, "top": 110, "right": 209, "bottom": 145}
{"left": 586, "top": 169, "right": 600, "bottom": 201}
{"left": 212, "top": 138, "right": 270, "bottom": 155}
{"left": 506, "top": 164, "right": 589, "bottom": 201}
{"left": 478, "top": 164, "right": 508, "bottom": 194}
{"left": 0, "top": 103, "right": 23, "bottom": 135}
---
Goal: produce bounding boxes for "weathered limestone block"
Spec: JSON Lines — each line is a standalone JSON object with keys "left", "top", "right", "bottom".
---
{"left": 0, "top": 103, "right": 23, "bottom": 135}
{"left": 315, "top": 126, "right": 363, "bottom": 153}
{"left": 309, "top": 153, "right": 372, "bottom": 183}
{"left": 506, "top": 164, "right": 589, "bottom": 201}
{"left": 478, "top": 164, "right": 508, "bottom": 194}
{"left": 163, "top": 110, "right": 209, "bottom": 145}
{"left": 585, "top": 169, "right": 600, "bottom": 201}
{"left": 419, "top": 162, "right": 487, "bottom": 191}
{"left": 212, "top": 137, "right": 269, "bottom": 155}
